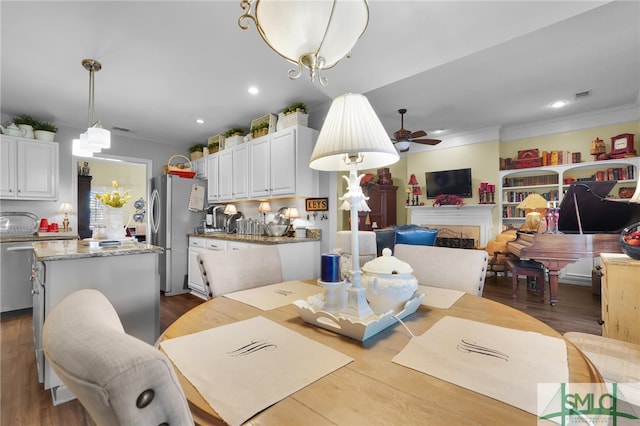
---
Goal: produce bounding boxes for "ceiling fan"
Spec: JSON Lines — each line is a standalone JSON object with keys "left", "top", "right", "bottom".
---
{"left": 391, "top": 108, "right": 441, "bottom": 152}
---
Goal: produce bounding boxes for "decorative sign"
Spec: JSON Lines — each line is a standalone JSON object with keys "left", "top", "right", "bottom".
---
{"left": 305, "top": 198, "right": 328, "bottom": 212}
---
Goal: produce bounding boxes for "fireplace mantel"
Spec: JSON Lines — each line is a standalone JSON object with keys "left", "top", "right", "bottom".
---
{"left": 406, "top": 204, "right": 496, "bottom": 247}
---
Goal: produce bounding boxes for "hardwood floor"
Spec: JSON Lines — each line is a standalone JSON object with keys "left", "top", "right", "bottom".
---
{"left": 1, "top": 277, "right": 601, "bottom": 425}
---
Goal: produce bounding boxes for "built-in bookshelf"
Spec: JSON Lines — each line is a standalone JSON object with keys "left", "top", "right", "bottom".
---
{"left": 498, "top": 157, "right": 639, "bottom": 230}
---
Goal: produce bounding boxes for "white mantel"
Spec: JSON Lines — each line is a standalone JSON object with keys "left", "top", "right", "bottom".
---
{"left": 406, "top": 204, "right": 496, "bottom": 247}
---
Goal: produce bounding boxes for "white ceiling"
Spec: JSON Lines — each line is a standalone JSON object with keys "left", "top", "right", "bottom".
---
{"left": 2, "top": 1, "right": 639, "bottom": 152}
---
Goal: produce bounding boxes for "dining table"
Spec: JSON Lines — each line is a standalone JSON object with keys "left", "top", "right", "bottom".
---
{"left": 159, "top": 280, "right": 602, "bottom": 425}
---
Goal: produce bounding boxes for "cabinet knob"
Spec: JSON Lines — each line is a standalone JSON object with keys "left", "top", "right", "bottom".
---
{"left": 597, "top": 318, "right": 605, "bottom": 325}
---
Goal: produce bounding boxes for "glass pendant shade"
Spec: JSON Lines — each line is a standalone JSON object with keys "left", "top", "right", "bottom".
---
{"left": 309, "top": 93, "right": 399, "bottom": 171}
{"left": 240, "top": 0, "right": 369, "bottom": 85}
{"left": 86, "top": 126, "right": 110, "bottom": 149}
{"left": 72, "top": 134, "right": 101, "bottom": 157}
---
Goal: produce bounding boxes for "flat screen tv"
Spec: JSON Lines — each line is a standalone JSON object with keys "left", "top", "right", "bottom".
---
{"left": 425, "top": 168, "right": 472, "bottom": 199}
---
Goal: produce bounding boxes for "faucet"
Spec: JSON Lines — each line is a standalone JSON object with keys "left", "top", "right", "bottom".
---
{"left": 207, "top": 205, "right": 223, "bottom": 230}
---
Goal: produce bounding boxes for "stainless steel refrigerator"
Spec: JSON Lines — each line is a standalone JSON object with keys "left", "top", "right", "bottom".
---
{"left": 150, "top": 174, "right": 206, "bottom": 295}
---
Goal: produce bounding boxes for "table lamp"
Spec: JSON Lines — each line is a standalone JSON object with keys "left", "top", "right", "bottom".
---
{"left": 309, "top": 93, "right": 399, "bottom": 319}
{"left": 516, "top": 193, "right": 549, "bottom": 232}
{"left": 257, "top": 202, "right": 271, "bottom": 224}
{"left": 56, "top": 202, "right": 74, "bottom": 232}
{"left": 284, "top": 207, "right": 300, "bottom": 236}
{"left": 223, "top": 204, "right": 237, "bottom": 215}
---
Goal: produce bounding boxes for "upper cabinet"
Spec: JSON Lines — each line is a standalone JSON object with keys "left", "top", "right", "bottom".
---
{"left": 219, "top": 144, "right": 248, "bottom": 201}
{"left": 1, "top": 135, "right": 59, "bottom": 200}
{"left": 207, "top": 154, "right": 219, "bottom": 202}
{"left": 248, "top": 126, "right": 319, "bottom": 199}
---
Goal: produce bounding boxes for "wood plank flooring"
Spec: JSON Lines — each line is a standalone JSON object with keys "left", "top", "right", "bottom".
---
{"left": 1, "top": 276, "right": 602, "bottom": 425}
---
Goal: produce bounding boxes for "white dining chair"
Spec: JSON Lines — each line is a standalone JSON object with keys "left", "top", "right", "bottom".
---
{"left": 198, "top": 245, "right": 284, "bottom": 298}
{"left": 393, "top": 243, "right": 489, "bottom": 296}
{"left": 336, "top": 230, "right": 378, "bottom": 281}
{"left": 42, "top": 289, "right": 193, "bottom": 426}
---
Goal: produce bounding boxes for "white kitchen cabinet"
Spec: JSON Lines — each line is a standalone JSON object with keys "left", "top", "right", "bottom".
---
{"left": 1, "top": 135, "right": 59, "bottom": 200}
{"left": 219, "top": 144, "right": 248, "bottom": 201}
{"left": 188, "top": 236, "right": 228, "bottom": 299}
{"left": 207, "top": 153, "right": 219, "bottom": 202}
{"left": 248, "top": 125, "right": 319, "bottom": 199}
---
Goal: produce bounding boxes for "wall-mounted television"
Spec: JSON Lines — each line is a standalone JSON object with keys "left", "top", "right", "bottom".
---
{"left": 425, "top": 168, "right": 473, "bottom": 199}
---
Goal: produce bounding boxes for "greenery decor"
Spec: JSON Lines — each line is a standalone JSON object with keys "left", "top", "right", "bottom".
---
{"left": 188, "top": 144, "right": 204, "bottom": 153}
{"left": 224, "top": 127, "right": 245, "bottom": 137}
{"left": 34, "top": 120, "right": 58, "bottom": 133}
{"left": 250, "top": 121, "right": 269, "bottom": 134}
{"left": 208, "top": 142, "right": 219, "bottom": 150}
{"left": 12, "top": 114, "right": 39, "bottom": 127}
{"left": 282, "top": 102, "right": 307, "bottom": 115}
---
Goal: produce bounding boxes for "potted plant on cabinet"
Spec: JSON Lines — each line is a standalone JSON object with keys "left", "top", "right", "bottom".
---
{"left": 33, "top": 120, "right": 58, "bottom": 141}
{"left": 224, "top": 127, "right": 245, "bottom": 148}
{"left": 280, "top": 102, "right": 308, "bottom": 128}
{"left": 250, "top": 121, "right": 270, "bottom": 139}
{"left": 12, "top": 114, "right": 38, "bottom": 138}
{"left": 188, "top": 144, "right": 204, "bottom": 160}
{"left": 208, "top": 142, "right": 219, "bottom": 154}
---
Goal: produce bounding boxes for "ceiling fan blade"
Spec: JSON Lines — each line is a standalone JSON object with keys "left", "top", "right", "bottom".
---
{"left": 411, "top": 138, "right": 442, "bottom": 145}
{"left": 409, "top": 130, "right": 427, "bottom": 139}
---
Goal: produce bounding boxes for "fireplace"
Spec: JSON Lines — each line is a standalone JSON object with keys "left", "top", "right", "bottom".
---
{"left": 406, "top": 205, "right": 496, "bottom": 247}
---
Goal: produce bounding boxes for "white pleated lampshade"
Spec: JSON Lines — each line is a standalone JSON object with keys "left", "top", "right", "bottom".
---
{"left": 309, "top": 93, "right": 399, "bottom": 171}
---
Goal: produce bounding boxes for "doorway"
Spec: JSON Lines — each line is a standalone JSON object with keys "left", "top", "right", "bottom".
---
{"left": 72, "top": 154, "right": 152, "bottom": 240}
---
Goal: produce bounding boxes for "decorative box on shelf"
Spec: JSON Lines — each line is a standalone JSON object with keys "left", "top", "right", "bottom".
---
{"left": 281, "top": 111, "right": 308, "bottom": 129}
{"left": 208, "top": 134, "right": 224, "bottom": 152}
{"left": 250, "top": 113, "right": 277, "bottom": 138}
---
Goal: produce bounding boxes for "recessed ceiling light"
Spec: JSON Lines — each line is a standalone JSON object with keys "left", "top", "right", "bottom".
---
{"left": 195, "top": 119, "right": 205, "bottom": 124}
{"left": 248, "top": 86, "right": 259, "bottom": 95}
{"left": 550, "top": 100, "right": 568, "bottom": 108}
{"left": 431, "top": 129, "right": 445, "bottom": 134}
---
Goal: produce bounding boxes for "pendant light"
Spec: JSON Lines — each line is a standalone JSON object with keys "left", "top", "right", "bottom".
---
{"left": 238, "top": 0, "right": 369, "bottom": 86}
{"left": 73, "top": 58, "right": 110, "bottom": 157}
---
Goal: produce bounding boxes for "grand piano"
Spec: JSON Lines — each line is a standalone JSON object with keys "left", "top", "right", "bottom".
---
{"left": 508, "top": 181, "right": 640, "bottom": 305}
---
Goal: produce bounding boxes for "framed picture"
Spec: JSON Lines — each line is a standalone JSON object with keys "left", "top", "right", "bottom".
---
{"left": 609, "top": 133, "right": 636, "bottom": 158}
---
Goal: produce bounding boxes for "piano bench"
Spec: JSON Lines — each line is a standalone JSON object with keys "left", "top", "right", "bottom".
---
{"left": 505, "top": 259, "right": 546, "bottom": 301}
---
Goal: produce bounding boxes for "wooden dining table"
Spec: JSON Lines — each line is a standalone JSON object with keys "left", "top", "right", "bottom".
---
{"left": 159, "top": 281, "right": 602, "bottom": 425}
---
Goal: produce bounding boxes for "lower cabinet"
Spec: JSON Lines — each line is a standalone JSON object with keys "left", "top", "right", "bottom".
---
{"left": 188, "top": 236, "right": 321, "bottom": 299}
{"left": 600, "top": 253, "right": 640, "bottom": 344}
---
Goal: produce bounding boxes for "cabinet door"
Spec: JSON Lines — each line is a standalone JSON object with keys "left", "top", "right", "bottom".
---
{"left": 270, "top": 128, "right": 297, "bottom": 196}
{"left": 17, "top": 139, "right": 58, "bottom": 199}
{"left": 249, "top": 137, "right": 270, "bottom": 198}
{"left": 232, "top": 144, "right": 248, "bottom": 199}
{"left": 207, "top": 154, "right": 219, "bottom": 202}
{"left": 0, "top": 137, "right": 16, "bottom": 198}
{"left": 219, "top": 150, "right": 233, "bottom": 201}
{"left": 188, "top": 246, "right": 206, "bottom": 296}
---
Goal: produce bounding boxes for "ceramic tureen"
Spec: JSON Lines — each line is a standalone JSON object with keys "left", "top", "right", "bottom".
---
{"left": 361, "top": 248, "right": 418, "bottom": 314}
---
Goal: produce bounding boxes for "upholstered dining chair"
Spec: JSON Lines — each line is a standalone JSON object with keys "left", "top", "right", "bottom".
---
{"left": 394, "top": 243, "right": 489, "bottom": 296}
{"left": 198, "top": 245, "right": 283, "bottom": 298}
{"left": 336, "top": 230, "right": 378, "bottom": 281}
{"left": 42, "top": 289, "right": 193, "bottom": 426}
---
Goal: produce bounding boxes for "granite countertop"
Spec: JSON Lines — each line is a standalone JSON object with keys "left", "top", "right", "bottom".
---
{"left": 187, "top": 232, "right": 321, "bottom": 245}
{"left": 0, "top": 233, "right": 79, "bottom": 243}
{"left": 33, "top": 239, "right": 164, "bottom": 261}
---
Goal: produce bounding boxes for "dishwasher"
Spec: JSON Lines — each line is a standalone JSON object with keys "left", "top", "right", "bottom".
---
{"left": 0, "top": 212, "right": 39, "bottom": 313}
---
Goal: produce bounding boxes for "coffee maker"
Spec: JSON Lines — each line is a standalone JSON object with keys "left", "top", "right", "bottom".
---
{"left": 205, "top": 205, "right": 226, "bottom": 232}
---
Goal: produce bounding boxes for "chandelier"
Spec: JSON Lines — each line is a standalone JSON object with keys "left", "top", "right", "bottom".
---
{"left": 72, "top": 58, "right": 110, "bottom": 157}
{"left": 238, "top": 0, "right": 369, "bottom": 86}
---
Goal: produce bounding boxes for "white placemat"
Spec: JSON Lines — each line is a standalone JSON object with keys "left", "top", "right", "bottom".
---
{"left": 224, "top": 280, "right": 324, "bottom": 311}
{"left": 392, "top": 316, "right": 569, "bottom": 414}
{"left": 161, "top": 316, "right": 352, "bottom": 426}
{"left": 418, "top": 285, "right": 465, "bottom": 309}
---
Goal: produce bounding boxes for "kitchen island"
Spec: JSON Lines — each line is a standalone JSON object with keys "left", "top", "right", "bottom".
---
{"left": 31, "top": 239, "right": 163, "bottom": 404}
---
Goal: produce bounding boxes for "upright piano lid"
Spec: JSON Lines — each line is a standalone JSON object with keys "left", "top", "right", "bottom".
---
{"left": 558, "top": 181, "right": 640, "bottom": 234}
